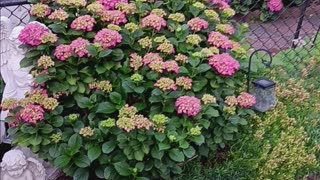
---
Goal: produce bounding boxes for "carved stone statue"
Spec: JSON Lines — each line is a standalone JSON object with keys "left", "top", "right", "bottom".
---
{"left": 0, "top": 16, "right": 33, "bottom": 142}
{"left": 0, "top": 149, "right": 46, "bottom": 180}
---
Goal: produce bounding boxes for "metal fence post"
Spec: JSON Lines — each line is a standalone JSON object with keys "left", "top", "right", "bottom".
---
{"left": 292, "top": 0, "right": 311, "bottom": 48}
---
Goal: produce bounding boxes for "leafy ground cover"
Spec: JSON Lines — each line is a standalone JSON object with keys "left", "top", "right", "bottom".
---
{"left": 174, "top": 45, "right": 320, "bottom": 179}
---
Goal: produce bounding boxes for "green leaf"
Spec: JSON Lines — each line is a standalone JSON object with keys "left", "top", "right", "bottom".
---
{"left": 68, "top": 134, "right": 82, "bottom": 151}
{"left": 169, "top": 149, "right": 185, "bottom": 162}
{"left": 158, "top": 143, "right": 170, "bottom": 151}
{"left": 179, "top": 140, "right": 189, "bottom": 149}
{"left": 52, "top": 116, "right": 64, "bottom": 127}
{"left": 190, "top": 135, "right": 205, "bottom": 145}
{"left": 76, "top": 97, "right": 92, "bottom": 109}
{"left": 25, "top": 50, "right": 40, "bottom": 58}
{"left": 67, "top": 29, "right": 83, "bottom": 36}
{"left": 183, "top": 146, "right": 196, "bottom": 158}
{"left": 54, "top": 155, "right": 71, "bottom": 168}
{"left": 88, "top": 145, "right": 101, "bottom": 162}
{"left": 113, "top": 161, "right": 131, "bottom": 176}
{"left": 214, "top": 136, "right": 222, "bottom": 144}
{"left": 205, "top": 107, "right": 219, "bottom": 117}
{"left": 239, "top": 118, "right": 248, "bottom": 125}
{"left": 20, "top": 57, "right": 33, "bottom": 68}
{"left": 66, "top": 75, "right": 77, "bottom": 85}
{"left": 96, "top": 102, "right": 117, "bottom": 114}
{"left": 74, "top": 155, "right": 90, "bottom": 168}
{"left": 196, "top": 64, "right": 211, "bottom": 74}
{"left": 73, "top": 168, "right": 89, "bottom": 180}
{"left": 99, "top": 49, "right": 112, "bottom": 58}
{"left": 109, "top": 92, "right": 122, "bottom": 104}
{"left": 223, "top": 133, "right": 233, "bottom": 141}
{"left": 151, "top": 146, "right": 164, "bottom": 159}
{"left": 102, "top": 141, "right": 116, "bottom": 154}
{"left": 21, "top": 124, "right": 37, "bottom": 134}
{"left": 134, "top": 150, "right": 144, "bottom": 161}
{"left": 192, "top": 78, "right": 208, "bottom": 92}
{"left": 48, "top": 24, "right": 65, "bottom": 33}
{"left": 112, "top": 49, "right": 124, "bottom": 61}
{"left": 30, "top": 136, "right": 42, "bottom": 146}
{"left": 86, "top": 45, "right": 97, "bottom": 56}
{"left": 104, "top": 166, "right": 112, "bottom": 179}
{"left": 49, "top": 146, "right": 59, "bottom": 158}
{"left": 35, "top": 74, "right": 50, "bottom": 84}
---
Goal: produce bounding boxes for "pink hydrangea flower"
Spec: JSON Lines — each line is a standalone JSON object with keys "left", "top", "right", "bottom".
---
{"left": 216, "top": 24, "right": 235, "bottom": 35}
{"left": 19, "top": 104, "right": 44, "bottom": 124}
{"left": 99, "top": 0, "right": 128, "bottom": 10}
{"left": 157, "top": 42, "right": 175, "bottom": 54}
{"left": 163, "top": 60, "right": 179, "bottom": 74}
{"left": 30, "top": 3, "right": 51, "bottom": 18}
{"left": 54, "top": 45, "right": 73, "bottom": 61}
{"left": 94, "top": 28, "right": 122, "bottom": 49}
{"left": 70, "top": 38, "right": 90, "bottom": 57}
{"left": 18, "top": 23, "right": 49, "bottom": 46}
{"left": 267, "top": 0, "right": 283, "bottom": 12}
{"left": 237, "top": 92, "right": 256, "bottom": 108}
{"left": 70, "top": 15, "right": 96, "bottom": 31}
{"left": 175, "top": 96, "right": 201, "bottom": 117}
{"left": 208, "top": 53, "right": 240, "bottom": 76}
{"left": 187, "top": 17, "right": 209, "bottom": 32}
{"left": 40, "top": 32, "right": 58, "bottom": 44}
{"left": 48, "top": 8, "right": 69, "bottom": 21}
{"left": 101, "top": 10, "right": 127, "bottom": 25}
{"left": 141, "top": 14, "right": 166, "bottom": 31}
{"left": 208, "top": 31, "right": 233, "bottom": 49}
{"left": 148, "top": 60, "right": 164, "bottom": 73}
{"left": 142, "top": 53, "right": 163, "bottom": 65}
{"left": 176, "top": 77, "right": 192, "bottom": 90}
{"left": 154, "top": 77, "right": 177, "bottom": 91}
{"left": 129, "top": 53, "right": 143, "bottom": 70}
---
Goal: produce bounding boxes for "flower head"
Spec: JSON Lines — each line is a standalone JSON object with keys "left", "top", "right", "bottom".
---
{"left": 20, "top": 104, "right": 44, "bottom": 124}
{"left": 124, "top": 23, "right": 139, "bottom": 32}
{"left": 100, "top": 118, "right": 116, "bottom": 128}
{"left": 48, "top": 8, "right": 69, "bottom": 21}
{"left": 138, "top": 36, "right": 153, "bottom": 49}
{"left": 0, "top": 98, "right": 18, "bottom": 110}
{"left": 204, "top": 9, "right": 220, "bottom": 21}
{"left": 30, "top": 3, "right": 51, "bottom": 18}
{"left": 164, "top": 60, "right": 179, "bottom": 74}
{"left": 18, "top": 23, "right": 49, "bottom": 46}
{"left": 141, "top": 14, "right": 166, "bottom": 31}
{"left": 37, "top": 55, "right": 54, "bottom": 69}
{"left": 186, "top": 34, "right": 202, "bottom": 45}
{"left": 225, "top": 96, "right": 238, "bottom": 106}
{"left": 208, "top": 31, "right": 233, "bottom": 49}
{"left": 176, "top": 77, "right": 192, "bottom": 90}
{"left": 201, "top": 94, "right": 216, "bottom": 104}
{"left": 267, "top": 0, "right": 283, "bottom": 12}
{"left": 40, "top": 32, "right": 58, "bottom": 44}
{"left": 216, "top": 24, "right": 235, "bottom": 35}
{"left": 237, "top": 92, "right": 256, "bottom": 108}
{"left": 70, "top": 15, "right": 96, "bottom": 31}
{"left": 157, "top": 42, "right": 175, "bottom": 54}
{"left": 151, "top": 9, "right": 167, "bottom": 17}
{"left": 94, "top": 28, "right": 122, "bottom": 49}
{"left": 79, "top": 127, "right": 94, "bottom": 137}
{"left": 99, "top": 0, "right": 128, "bottom": 10}
{"left": 142, "top": 53, "right": 163, "bottom": 65}
{"left": 87, "top": 2, "right": 105, "bottom": 14}
{"left": 154, "top": 78, "right": 177, "bottom": 91}
{"left": 70, "top": 38, "right": 90, "bottom": 57}
{"left": 116, "top": 2, "right": 136, "bottom": 14}
{"left": 187, "top": 18, "right": 208, "bottom": 32}
{"left": 41, "top": 98, "right": 58, "bottom": 110}
{"left": 129, "top": 53, "right": 143, "bottom": 70}
{"left": 168, "top": 13, "right": 185, "bottom": 22}
{"left": 54, "top": 45, "right": 73, "bottom": 61}
{"left": 175, "top": 96, "right": 201, "bottom": 116}
{"left": 208, "top": 53, "right": 240, "bottom": 76}
{"left": 175, "top": 53, "right": 188, "bottom": 63}
{"left": 101, "top": 10, "right": 127, "bottom": 25}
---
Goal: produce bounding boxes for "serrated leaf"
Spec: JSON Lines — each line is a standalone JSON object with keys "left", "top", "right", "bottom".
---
{"left": 169, "top": 149, "right": 185, "bottom": 162}
{"left": 74, "top": 155, "right": 90, "bottom": 168}
{"left": 88, "top": 145, "right": 101, "bottom": 162}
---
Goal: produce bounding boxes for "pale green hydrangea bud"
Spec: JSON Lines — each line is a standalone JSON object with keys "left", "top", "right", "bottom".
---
{"left": 100, "top": 118, "right": 116, "bottom": 128}
{"left": 168, "top": 135, "right": 176, "bottom": 142}
{"left": 168, "top": 13, "right": 185, "bottom": 22}
{"left": 124, "top": 23, "right": 139, "bottom": 32}
{"left": 130, "top": 73, "right": 143, "bottom": 82}
{"left": 154, "top": 36, "right": 168, "bottom": 43}
{"left": 186, "top": 34, "right": 202, "bottom": 45}
{"left": 223, "top": 106, "right": 236, "bottom": 115}
{"left": 192, "top": 2, "right": 205, "bottom": 9}
{"left": 68, "top": 114, "right": 78, "bottom": 121}
{"left": 189, "top": 126, "right": 201, "bottom": 136}
{"left": 107, "top": 24, "right": 121, "bottom": 31}
{"left": 50, "top": 132, "right": 62, "bottom": 143}
{"left": 79, "top": 127, "right": 94, "bottom": 137}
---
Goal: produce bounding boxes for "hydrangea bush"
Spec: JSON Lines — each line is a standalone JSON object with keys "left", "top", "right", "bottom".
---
{"left": 2, "top": 0, "right": 256, "bottom": 179}
{"left": 229, "top": 0, "right": 302, "bottom": 21}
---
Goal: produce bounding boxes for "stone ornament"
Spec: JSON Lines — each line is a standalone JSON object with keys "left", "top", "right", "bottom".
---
{"left": 0, "top": 16, "right": 33, "bottom": 143}
{"left": 0, "top": 149, "right": 46, "bottom": 180}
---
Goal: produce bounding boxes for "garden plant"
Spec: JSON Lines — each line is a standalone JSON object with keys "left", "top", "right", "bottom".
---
{"left": 1, "top": 0, "right": 257, "bottom": 179}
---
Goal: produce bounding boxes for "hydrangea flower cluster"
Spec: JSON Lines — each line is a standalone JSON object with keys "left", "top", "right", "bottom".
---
{"left": 154, "top": 78, "right": 177, "bottom": 91}
{"left": 48, "top": 9, "right": 69, "bottom": 21}
{"left": 70, "top": 15, "right": 96, "bottom": 31}
{"left": 267, "top": 0, "right": 283, "bottom": 12}
{"left": 216, "top": 24, "right": 235, "bottom": 35}
{"left": 30, "top": 3, "right": 51, "bottom": 18}
{"left": 208, "top": 53, "right": 240, "bottom": 76}
{"left": 94, "top": 28, "right": 122, "bottom": 49}
{"left": 99, "top": 0, "right": 128, "bottom": 10}
{"left": 37, "top": 55, "right": 54, "bottom": 69}
{"left": 152, "top": 114, "right": 168, "bottom": 133}
{"left": 116, "top": 104, "right": 153, "bottom": 132}
{"left": 19, "top": 104, "right": 44, "bottom": 124}
{"left": 202, "top": 94, "right": 217, "bottom": 104}
{"left": 79, "top": 127, "right": 94, "bottom": 137}
{"left": 70, "top": 38, "right": 90, "bottom": 57}
{"left": 141, "top": 14, "right": 166, "bottom": 31}
{"left": 187, "top": 18, "right": 209, "bottom": 32}
{"left": 175, "top": 96, "right": 201, "bottom": 117}
{"left": 237, "top": 92, "right": 256, "bottom": 107}
{"left": 176, "top": 77, "right": 192, "bottom": 90}
{"left": 89, "top": 80, "right": 113, "bottom": 93}
{"left": 208, "top": 31, "right": 234, "bottom": 49}
{"left": 40, "top": 32, "right": 58, "bottom": 44}
{"left": 54, "top": 45, "right": 73, "bottom": 61}
{"left": 0, "top": 98, "right": 18, "bottom": 110}
{"left": 101, "top": 10, "right": 127, "bottom": 25}
{"left": 18, "top": 22, "right": 49, "bottom": 46}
